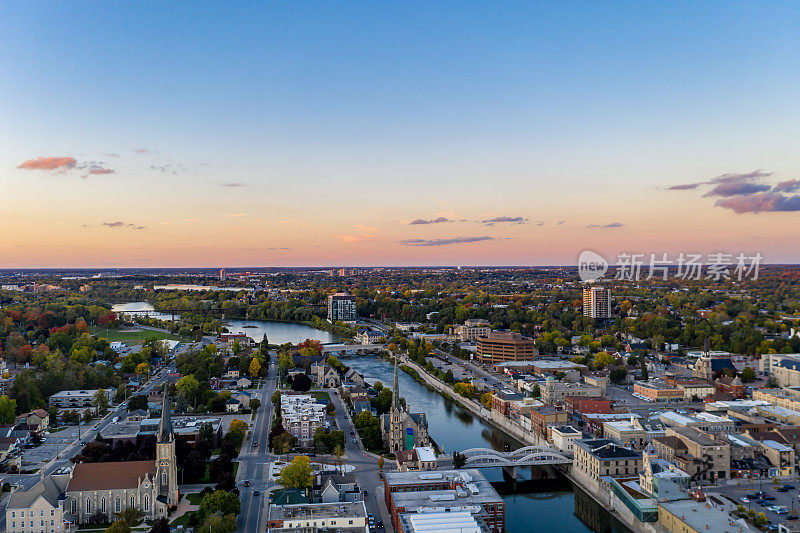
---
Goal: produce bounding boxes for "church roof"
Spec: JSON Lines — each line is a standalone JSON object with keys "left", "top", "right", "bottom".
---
{"left": 68, "top": 461, "right": 156, "bottom": 492}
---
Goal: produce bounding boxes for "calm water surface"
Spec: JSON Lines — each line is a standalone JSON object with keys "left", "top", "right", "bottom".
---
{"left": 113, "top": 303, "right": 339, "bottom": 345}
{"left": 345, "top": 356, "right": 631, "bottom": 533}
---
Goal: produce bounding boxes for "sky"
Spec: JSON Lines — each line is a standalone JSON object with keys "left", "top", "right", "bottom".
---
{"left": 2, "top": 2, "right": 800, "bottom": 268}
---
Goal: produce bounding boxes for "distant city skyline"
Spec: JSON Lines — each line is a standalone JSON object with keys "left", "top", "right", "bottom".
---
{"left": 2, "top": 2, "right": 800, "bottom": 267}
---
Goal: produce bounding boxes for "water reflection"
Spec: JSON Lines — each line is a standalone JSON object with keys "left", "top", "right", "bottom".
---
{"left": 345, "top": 355, "right": 620, "bottom": 533}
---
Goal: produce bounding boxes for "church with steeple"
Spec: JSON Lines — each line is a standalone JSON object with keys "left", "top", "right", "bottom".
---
{"left": 63, "top": 384, "right": 179, "bottom": 524}
{"left": 380, "top": 357, "right": 430, "bottom": 452}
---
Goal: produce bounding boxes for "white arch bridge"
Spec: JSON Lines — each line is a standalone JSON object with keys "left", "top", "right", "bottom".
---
{"left": 459, "top": 446, "right": 572, "bottom": 468}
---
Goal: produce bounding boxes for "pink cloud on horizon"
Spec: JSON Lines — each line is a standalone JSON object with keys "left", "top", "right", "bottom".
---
{"left": 17, "top": 156, "right": 77, "bottom": 171}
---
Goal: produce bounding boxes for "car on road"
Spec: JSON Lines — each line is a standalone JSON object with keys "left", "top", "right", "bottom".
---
{"left": 253, "top": 490, "right": 260, "bottom": 496}
{"left": 353, "top": 438, "right": 357, "bottom": 444}
{"left": 377, "top": 521, "right": 384, "bottom": 530}
{"left": 244, "top": 480, "right": 250, "bottom": 487}
{"left": 252, "top": 442, "right": 258, "bottom": 447}
{"left": 788, "top": 514, "right": 798, "bottom": 521}
{"left": 783, "top": 484, "right": 796, "bottom": 490}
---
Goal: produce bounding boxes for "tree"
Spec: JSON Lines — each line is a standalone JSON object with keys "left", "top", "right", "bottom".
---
{"left": 593, "top": 352, "right": 615, "bottom": 370}
{"left": 741, "top": 366, "right": 756, "bottom": 383}
{"left": 115, "top": 507, "right": 144, "bottom": 526}
{"left": 128, "top": 394, "right": 148, "bottom": 412}
{"left": 452, "top": 451, "right": 466, "bottom": 469}
{"left": 248, "top": 357, "right": 261, "bottom": 378}
{"left": 443, "top": 369, "right": 455, "bottom": 384}
{"left": 250, "top": 398, "right": 261, "bottom": 411}
{"left": 148, "top": 517, "right": 170, "bottom": 533}
{"left": 278, "top": 455, "right": 313, "bottom": 489}
{"left": 229, "top": 419, "right": 248, "bottom": 437}
{"left": 135, "top": 362, "right": 149, "bottom": 378}
{"left": 531, "top": 383, "right": 541, "bottom": 399}
{"left": 377, "top": 456, "right": 385, "bottom": 470}
{"left": 0, "top": 395, "right": 17, "bottom": 424}
{"left": 640, "top": 358, "right": 649, "bottom": 381}
{"left": 291, "top": 373, "right": 311, "bottom": 392}
{"left": 105, "top": 520, "right": 131, "bottom": 533}
{"left": 373, "top": 381, "right": 383, "bottom": 392}
{"left": 197, "top": 513, "right": 237, "bottom": 533}
{"left": 176, "top": 375, "right": 200, "bottom": 404}
{"left": 199, "top": 490, "right": 241, "bottom": 520}
{"left": 93, "top": 389, "right": 109, "bottom": 416}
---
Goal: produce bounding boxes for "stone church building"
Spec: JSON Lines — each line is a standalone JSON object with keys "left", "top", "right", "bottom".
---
{"left": 381, "top": 357, "right": 429, "bottom": 452}
{"left": 65, "top": 386, "right": 179, "bottom": 524}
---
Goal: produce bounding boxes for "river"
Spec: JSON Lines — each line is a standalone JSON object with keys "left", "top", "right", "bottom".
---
{"left": 111, "top": 303, "right": 339, "bottom": 346}
{"left": 345, "top": 355, "right": 631, "bottom": 533}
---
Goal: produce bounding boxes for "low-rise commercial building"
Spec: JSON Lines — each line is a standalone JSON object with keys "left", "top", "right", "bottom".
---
{"left": 551, "top": 425, "right": 582, "bottom": 454}
{"left": 574, "top": 438, "right": 642, "bottom": 482}
{"left": 633, "top": 380, "right": 684, "bottom": 402}
{"left": 541, "top": 379, "right": 602, "bottom": 405}
{"left": 266, "top": 501, "right": 368, "bottom": 532}
{"left": 49, "top": 389, "right": 113, "bottom": 409}
{"left": 383, "top": 469, "right": 505, "bottom": 533}
{"left": 476, "top": 332, "right": 536, "bottom": 363}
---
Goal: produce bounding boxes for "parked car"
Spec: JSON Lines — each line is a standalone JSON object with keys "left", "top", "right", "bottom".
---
{"left": 740, "top": 497, "right": 750, "bottom": 503}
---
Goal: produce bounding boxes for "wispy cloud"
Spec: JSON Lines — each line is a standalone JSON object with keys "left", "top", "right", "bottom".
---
{"left": 133, "top": 148, "right": 155, "bottom": 155}
{"left": 102, "top": 221, "right": 146, "bottom": 230}
{"left": 586, "top": 222, "right": 624, "bottom": 229}
{"left": 667, "top": 170, "right": 800, "bottom": 214}
{"left": 668, "top": 170, "right": 773, "bottom": 197}
{"left": 354, "top": 224, "right": 379, "bottom": 232}
{"left": 556, "top": 220, "right": 566, "bottom": 225}
{"left": 715, "top": 192, "right": 800, "bottom": 213}
{"left": 17, "top": 156, "right": 77, "bottom": 171}
{"left": 774, "top": 179, "right": 800, "bottom": 193}
{"left": 410, "top": 216, "right": 450, "bottom": 225}
{"left": 339, "top": 234, "right": 379, "bottom": 243}
{"left": 227, "top": 213, "right": 246, "bottom": 218}
{"left": 222, "top": 182, "right": 247, "bottom": 187}
{"left": 482, "top": 216, "right": 528, "bottom": 226}
{"left": 398, "top": 236, "right": 494, "bottom": 246}
{"left": 18, "top": 156, "right": 115, "bottom": 180}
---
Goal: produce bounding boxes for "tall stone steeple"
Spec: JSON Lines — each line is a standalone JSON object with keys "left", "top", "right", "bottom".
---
{"left": 389, "top": 356, "right": 404, "bottom": 452}
{"left": 155, "top": 384, "right": 178, "bottom": 507}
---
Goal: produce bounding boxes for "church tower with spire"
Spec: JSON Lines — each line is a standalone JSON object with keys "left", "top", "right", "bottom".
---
{"left": 155, "top": 384, "right": 178, "bottom": 507}
{"left": 389, "top": 356, "right": 404, "bottom": 452}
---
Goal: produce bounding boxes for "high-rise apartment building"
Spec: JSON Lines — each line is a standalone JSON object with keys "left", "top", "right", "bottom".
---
{"left": 327, "top": 292, "right": 357, "bottom": 323}
{"left": 219, "top": 268, "right": 226, "bottom": 281}
{"left": 582, "top": 286, "right": 611, "bottom": 319}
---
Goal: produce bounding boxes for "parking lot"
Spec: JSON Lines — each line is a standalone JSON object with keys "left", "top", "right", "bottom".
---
{"left": 707, "top": 481, "right": 800, "bottom": 528}
{"left": 21, "top": 442, "right": 71, "bottom": 469}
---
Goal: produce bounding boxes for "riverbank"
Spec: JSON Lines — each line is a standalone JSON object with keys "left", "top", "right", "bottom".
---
{"left": 391, "top": 351, "right": 640, "bottom": 532}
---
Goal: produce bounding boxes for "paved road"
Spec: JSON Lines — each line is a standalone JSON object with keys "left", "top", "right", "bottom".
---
{"left": 236, "top": 359, "right": 278, "bottom": 532}
{"left": 329, "top": 390, "right": 391, "bottom": 532}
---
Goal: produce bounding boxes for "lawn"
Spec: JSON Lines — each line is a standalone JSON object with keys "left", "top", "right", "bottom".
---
{"left": 311, "top": 391, "right": 331, "bottom": 403}
{"left": 185, "top": 492, "right": 204, "bottom": 505}
{"left": 91, "top": 325, "right": 184, "bottom": 343}
{"left": 170, "top": 512, "right": 196, "bottom": 527}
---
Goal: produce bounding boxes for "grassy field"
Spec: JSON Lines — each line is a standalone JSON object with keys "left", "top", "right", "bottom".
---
{"left": 311, "top": 391, "right": 331, "bottom": 403}
{"left": 185, "top": 492, "right": 204, "bottom": 505}
{"left": 91, "top": 325, "right": 183, "bottom": 343}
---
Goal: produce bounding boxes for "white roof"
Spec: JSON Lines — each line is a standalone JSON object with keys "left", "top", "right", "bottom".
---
{"left": 415, "top": 446, "right": 437, "bottom": 463}
{"left": 407, "top": 511, "right": 481, "bottom": 533}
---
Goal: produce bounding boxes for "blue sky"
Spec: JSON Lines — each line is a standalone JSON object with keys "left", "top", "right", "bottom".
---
{"left": 2, "top": 2, "right": 800, "bottom": 266}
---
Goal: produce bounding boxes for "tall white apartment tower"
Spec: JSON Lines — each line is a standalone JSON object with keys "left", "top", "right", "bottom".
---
{"left": 582, "top": 286, "right": 611, "bottom": 319}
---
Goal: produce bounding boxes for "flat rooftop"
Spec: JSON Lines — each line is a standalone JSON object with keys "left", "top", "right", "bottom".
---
{"left": 267, "top": 501, "right": 366, "bottom": 521}
{"left": 659, "top": 499, "right": 748, "bottom": 533}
